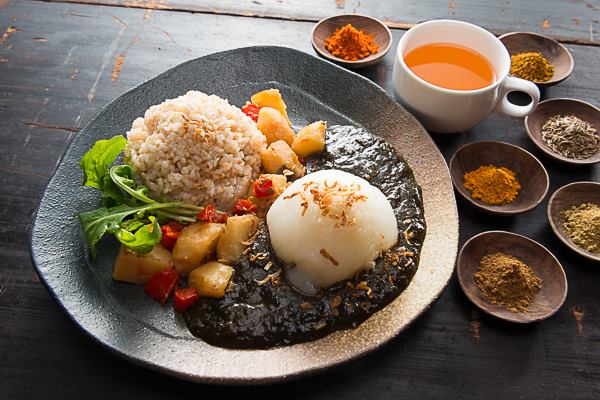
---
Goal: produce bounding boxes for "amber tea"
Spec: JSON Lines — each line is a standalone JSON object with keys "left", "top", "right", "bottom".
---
{"left": 393, "top": 20, "right": 541, "bottom": 132}
{"left": 404, "top": 43, "right": 496, "bottom": 90}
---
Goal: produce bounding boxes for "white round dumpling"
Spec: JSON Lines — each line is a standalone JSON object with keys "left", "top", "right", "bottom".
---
{"left": 267, "top": 169, "right": 398, "bottom": 295}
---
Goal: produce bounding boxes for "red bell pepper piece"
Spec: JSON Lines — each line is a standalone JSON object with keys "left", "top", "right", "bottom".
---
{"left": 173, "top": 287, "right": 200, "bottom": 314}
{"left": 160, "top": 222, "right": 185, "bottom": 251}
{"left": 241, "top": 103, "right": 260, "bottom": 122}
{"left": 231, "top": 198, "right": 257, "bottom": 215}
{"left": 253, "top": 179, "right": 274, "bottom": 198}
{"left": 197, "top": 204, "right": 228, "bottom": 223}
{"left": 144, "top": 269, "right": 179, "bottom": 305}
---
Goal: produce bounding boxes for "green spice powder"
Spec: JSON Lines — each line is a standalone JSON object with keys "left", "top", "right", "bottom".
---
{"left": 561, "top": 203, "right": 600, "bottom": 254}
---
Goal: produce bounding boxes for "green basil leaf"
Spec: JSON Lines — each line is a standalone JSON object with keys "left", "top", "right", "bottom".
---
{"left": 80, "top": 135, "right": 127, "bottom": 189}
{"left": 79, "top": 202, "right": 179, "bottom": 258}
{"left": 115, "top": 216, "right": 162, "bottom": 254}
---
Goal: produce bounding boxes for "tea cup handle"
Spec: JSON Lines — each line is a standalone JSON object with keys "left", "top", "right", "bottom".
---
{"left": 494, "top": 76, "right": 540, "bottom": 118}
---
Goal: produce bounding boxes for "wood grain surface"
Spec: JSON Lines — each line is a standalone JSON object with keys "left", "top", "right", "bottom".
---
{"left": 46, "top": 0, "right": 600, "bottom": 45}
{"left": 1, "top": 0, "right": 599, "bottom": 399}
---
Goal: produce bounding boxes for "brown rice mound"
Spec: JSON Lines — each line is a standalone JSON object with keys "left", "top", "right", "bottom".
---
{"left": 125, "top": 90, "right": 266, "bottom": 209}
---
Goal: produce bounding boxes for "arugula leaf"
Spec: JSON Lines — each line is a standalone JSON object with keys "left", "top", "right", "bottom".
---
{"left": 100, "top": 174, "right": 124, "bottom": 207}
{"left": 109, "top": 165, "right": 156, "bottom": 205}
{"left": 115, "top": 216, "right": 162, "bottom": 254}
{"left": 79, "top": 202, "right": 180, "bottom": 258}
{"left": 80, "top": 135, "right": 127, "bottom": 189}
{"left": 119, "top": 219, "right": 146, "bottom": 232}
{"left": 78, "top": 137, "right": 204, "bottom": 257}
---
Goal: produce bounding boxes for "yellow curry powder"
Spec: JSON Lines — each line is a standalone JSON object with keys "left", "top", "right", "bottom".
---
{"left": 463, "top": 164, "right": 521, "bottom": 205}
{"left": 510, "top": 52, "right": 555, "bottom": 82}
{"left": 324, "top": 24, "right": 379, "bottom": 61}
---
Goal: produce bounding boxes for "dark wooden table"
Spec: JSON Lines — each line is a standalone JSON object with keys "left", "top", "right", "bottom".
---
{"left": 1, "top": 1, "right": 599, "bottom": 398}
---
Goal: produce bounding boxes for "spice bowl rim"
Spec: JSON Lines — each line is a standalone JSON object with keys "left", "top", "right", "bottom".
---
{"left": 547, "top": 181, "right": 600, "bottom": 262}
{"left": 311, "top": 14, "right": 393, "bottom": 69}
{"left": 524, "top": 98, "right": 600, "bottom": 166}
{"left": 449, "top": 140, "right": 550, "bottom": 216}
{"left": 457, "top": 230, "right": 568, "bottom": 324}
{"left": 498, "top": 31, "right": 574, "bottom": 88}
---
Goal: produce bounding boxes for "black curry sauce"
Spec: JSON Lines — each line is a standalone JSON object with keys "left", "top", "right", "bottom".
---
{"left": 184, "top": 125, "right": 426, "bottom": 348}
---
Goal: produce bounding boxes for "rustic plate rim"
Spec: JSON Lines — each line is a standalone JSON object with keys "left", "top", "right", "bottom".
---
{"left": 29, "top": 45, "right": 458, "bottom": 384}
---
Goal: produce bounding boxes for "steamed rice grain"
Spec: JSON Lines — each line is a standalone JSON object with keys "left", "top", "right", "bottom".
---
{"left": 125, "top": 91, "right": 266, "bottom": 209}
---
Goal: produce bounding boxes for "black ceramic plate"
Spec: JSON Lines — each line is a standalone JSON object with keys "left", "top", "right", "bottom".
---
{"left": 30, "top": 46, "right": 458, "bottom": 383}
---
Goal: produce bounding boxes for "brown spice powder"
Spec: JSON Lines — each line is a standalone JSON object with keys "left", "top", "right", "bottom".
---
{"left": 474, "top": 252, "right": 542, "bottom": 313}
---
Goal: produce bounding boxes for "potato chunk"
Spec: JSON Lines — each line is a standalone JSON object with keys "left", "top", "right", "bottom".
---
{"left": 292, "top": 121, "right": 326, "bottom": 157}
{"left": 262, "top": 140, "right": 305, "bottom": 178}
{"left": 251, "top": 88, "right": 291, "bottom": 125}
{"left": 217, "top": 214, "right": 260, "bottom": 262}
{"left": 256, "top": 107, "right": 295, "bottom": 145}
{"left": 172, "top": 222, "right": 224, "bottom": 277}
{"left": 188, "top": 261, "right": 234, "bottom": 298}
{"left": 112, "top": 244, "right": 173, "bottom": 284}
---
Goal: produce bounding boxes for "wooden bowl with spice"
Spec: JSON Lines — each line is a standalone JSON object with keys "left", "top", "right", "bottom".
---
{"left": 449, "top": 141, "right": 549, "bottom": 215}
{"left": 311, "top": 14, "right": 392, "bottom": 69}
{"left": 499, "top": 32, "right": 574, "bottom": 88}
{"left": 457, "top": 231, "right": 567, "bottom": 323}
{"left": 525, "top": 98, "right": 600, "bottom": 165}
{"left": 547, "top": 181, "right": 600, "bottom": 262}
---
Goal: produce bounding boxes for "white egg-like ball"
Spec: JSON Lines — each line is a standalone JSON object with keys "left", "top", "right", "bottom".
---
{"left": 266, "top": 169, "right": 398, "bottom": 295}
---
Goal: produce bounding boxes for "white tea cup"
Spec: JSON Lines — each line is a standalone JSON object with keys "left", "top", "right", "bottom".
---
{"left": 392, "top": 20, "right": 540, "bottom": 133}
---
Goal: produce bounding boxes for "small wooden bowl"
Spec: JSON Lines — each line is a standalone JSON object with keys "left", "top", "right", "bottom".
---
{"left": 547, "top": 181, "right": 600, "bottom": 262}
{"left": 449, "top": 141, "right": 549, "bottom": 215}
{"left": 524, "top": 98, "right": 600, "bottom": 165}
{"left": 457, "top": 231, "right": 568, "bottom": 323}
{"left": 498, "top": 32, "right": 574, "bottom": 88}
{"left": 311, "top": 14, "right": 392, "bottom": 69}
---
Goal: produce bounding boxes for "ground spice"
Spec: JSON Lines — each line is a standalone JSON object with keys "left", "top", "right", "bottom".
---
{"left": 463, "top": 164, "right": 521, "bottom": 205}
{"left": 509, "top": 52, "right": 555, "bottom": 82}
{"left": 561, "top": 202, "right": 600, "bottom": 254}
{"left": 324, "top": 24, "right": 379, "bottom": 61}
{"left": 541, "top": 114, "right": 599, "bottom": 159}
{"left": 474, "top": 252, "right": 542, "bottom": 313}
